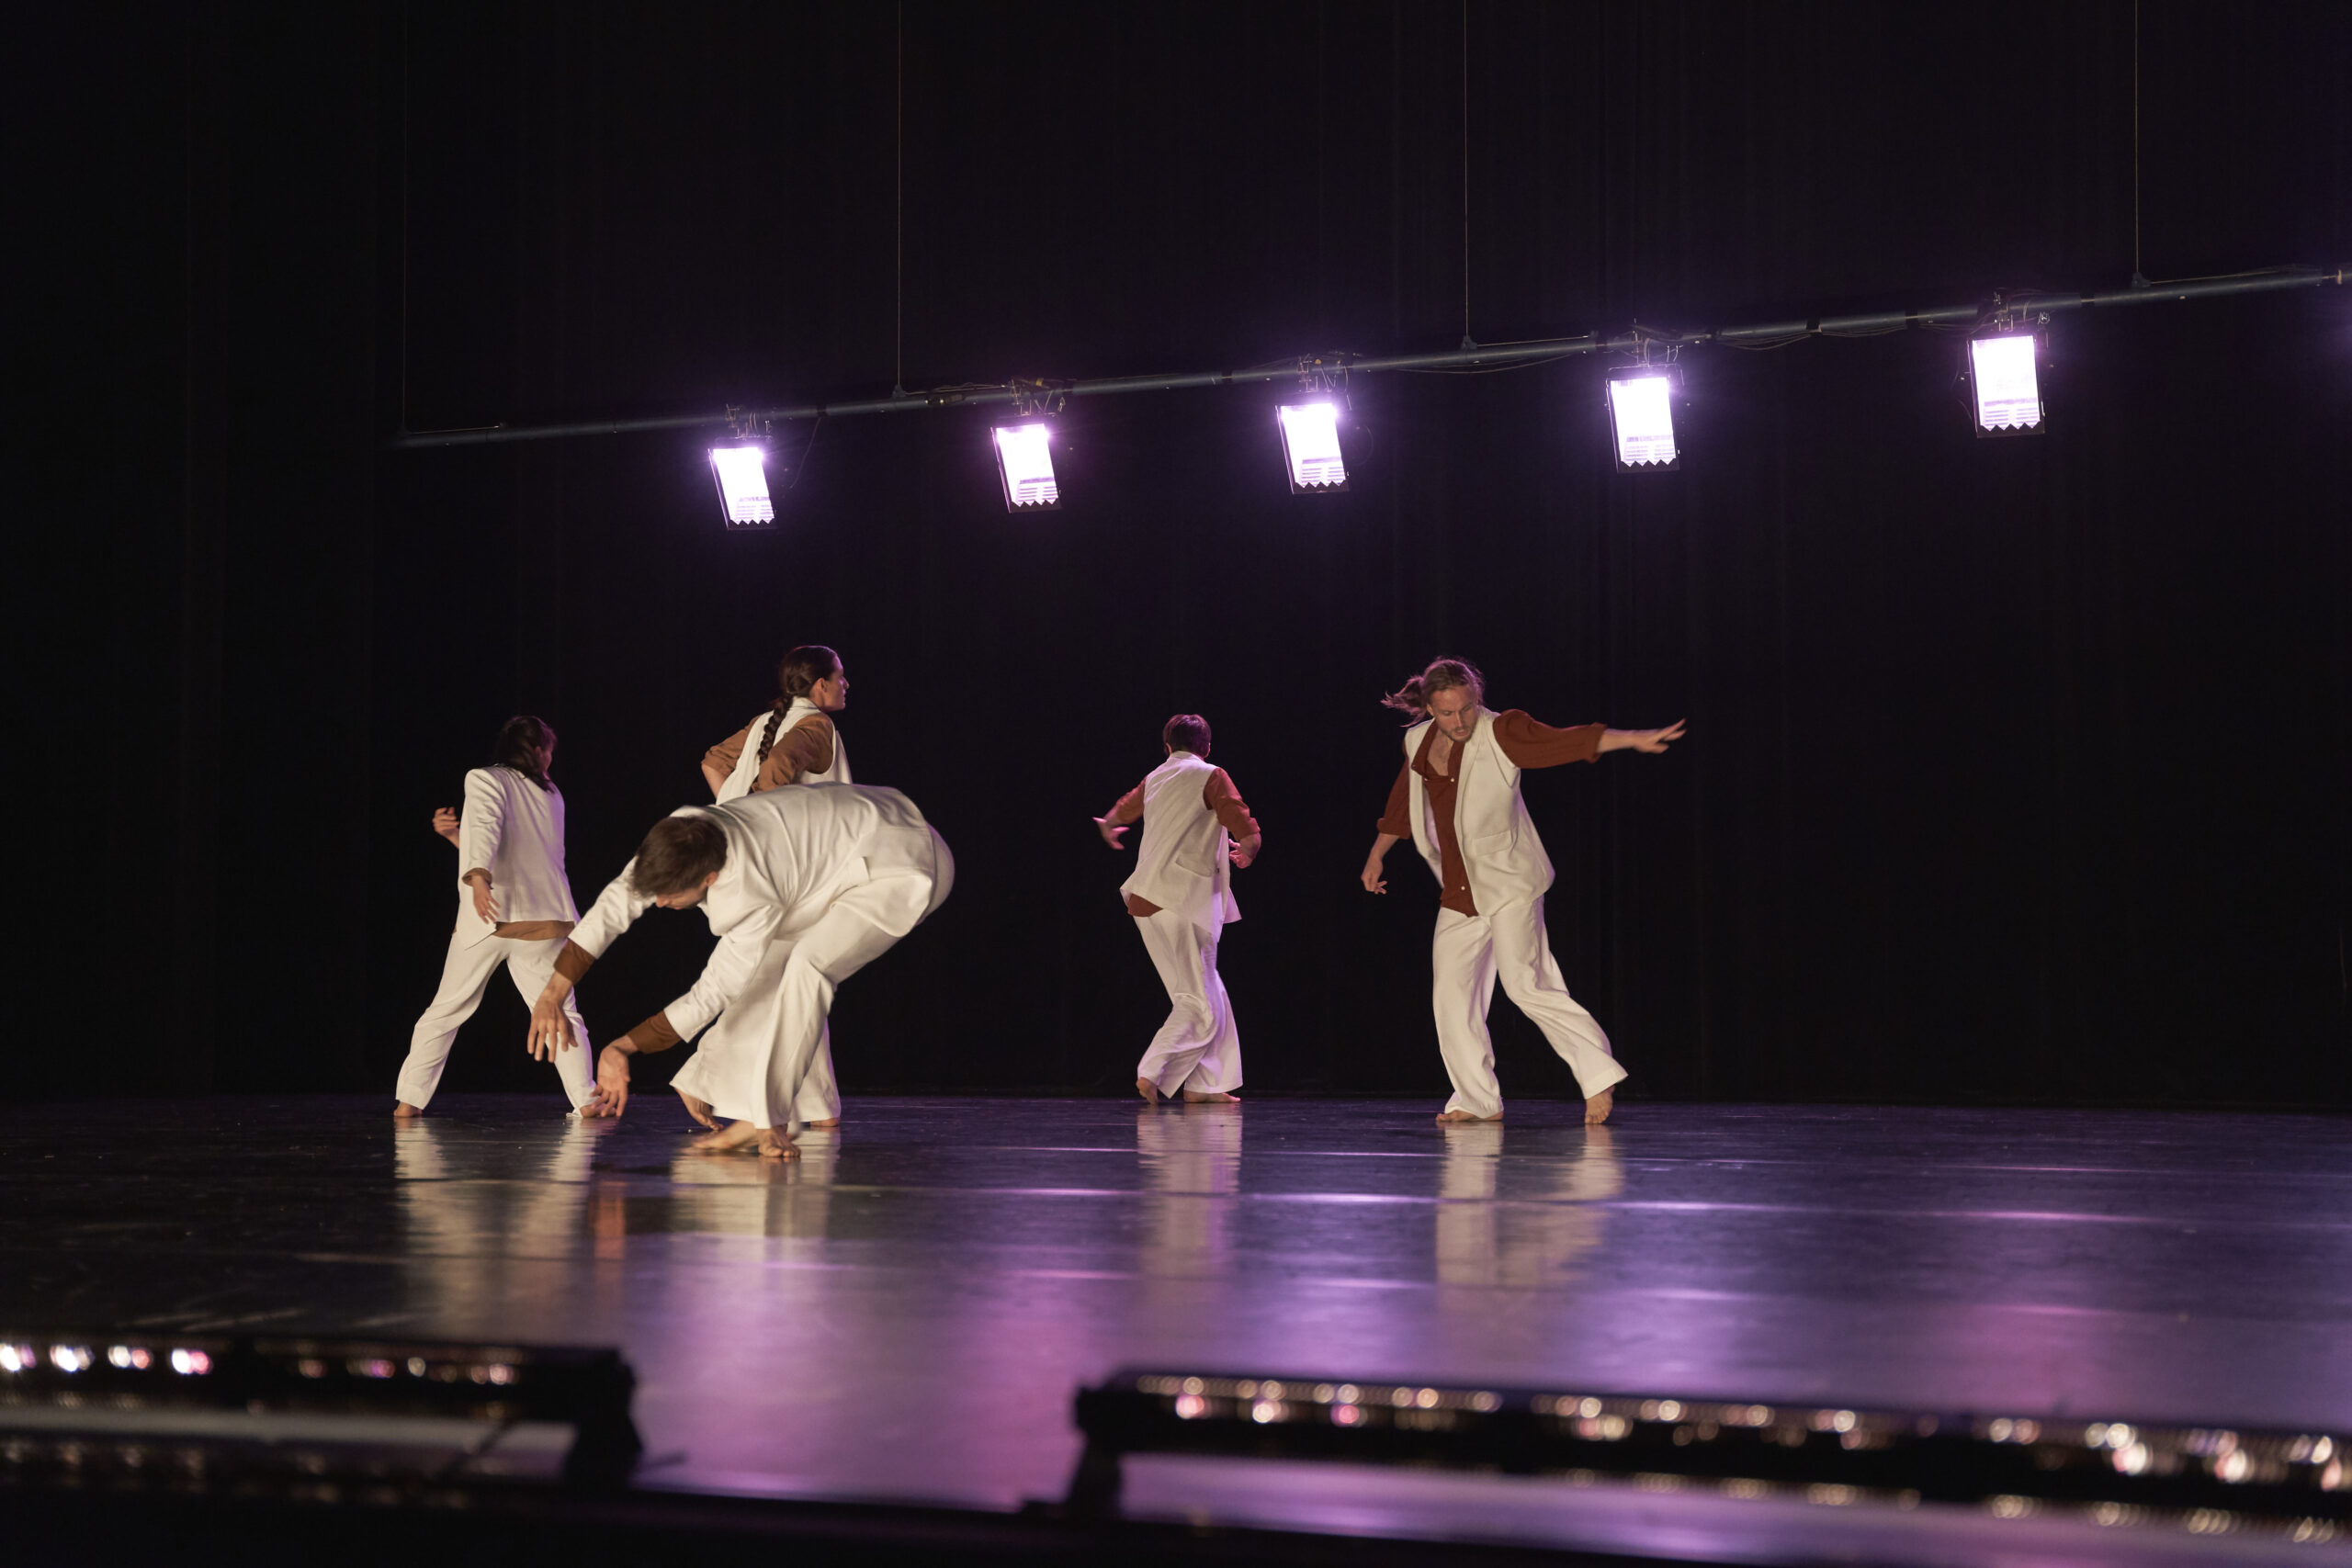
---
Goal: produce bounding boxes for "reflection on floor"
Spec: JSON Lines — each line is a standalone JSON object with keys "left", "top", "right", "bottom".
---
{"left": 4, "top": 1095, "right": 2348, "bottom": 1562}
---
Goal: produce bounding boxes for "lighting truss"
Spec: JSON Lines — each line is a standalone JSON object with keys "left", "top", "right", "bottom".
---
{"left": 1968, "top": 332, "right": 2046, "bottom": 436}
{"left": 708, "top": 443, "right": 775, "bottom": 528}
{"left": 1605, "top": 367, "right": 1679, "bottom": 471}
{"left": 992, "top": 423, "right": 1060, "bottom": 512}
{"left": 1275, "top": 401, "right": 1349, "bottom": 493}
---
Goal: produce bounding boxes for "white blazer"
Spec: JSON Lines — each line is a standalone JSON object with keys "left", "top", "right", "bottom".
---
{"left": 1117, "top": 752, "right": 1238, "bottom": 934}
{"left": 716, "top": 698, "right": 853, "bottom": 802}
{"left": 455, "top": 766, "right": 582, "bottom": 947}
{"left": 1402, "top": 715, "right": 1555, "bottom": 912}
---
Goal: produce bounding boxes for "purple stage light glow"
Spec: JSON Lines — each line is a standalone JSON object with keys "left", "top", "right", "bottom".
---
{"left": 992, "top": 423, "right": 1060, "bottom": 511}
{"left": 1606, "top": 372, "right": 1679, "bottom": 470}
{"left": 708, "top": 445, "right": 775, "bottom": 526}
{"left": 1969, "top": 334, "right": 2044, "bottom": 434}
{"left": 1276, "top": 402, "right": 1348, "bottom": 492}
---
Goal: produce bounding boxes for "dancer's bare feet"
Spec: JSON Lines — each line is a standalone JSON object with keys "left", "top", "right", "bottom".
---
{"left": 673, "top": 1087, "right": 718, "bottom": 1131}
{"left": 393, "top": 1102, "right": 422, "bottom": 1119}
{"left": 689, "top": 1120, "right": 799, "bottom": 1160}
{"left": 1136, "top": 1077, "right": 1160, "bottom": 1105}
{"left": 1584, "top": 1088, "right": 1614, "bottom": 1126}
{"left": 1434, "top": 1108, "right": 1501, "bottom": 1123}
{"left": 1182, "top": 1090, "right": 1239, "bottom": 1103}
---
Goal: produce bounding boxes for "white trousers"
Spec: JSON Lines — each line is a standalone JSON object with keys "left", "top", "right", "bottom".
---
{"left": 1432, "top": 901, "right": 1624, "bottom": 1116}
{"left": 672, "top": 830, "right": 952, "bottom": 1134}
{"left": 1134, "top": 908, "right": 1242, "bottom": 1096}
{"left": 666, "top": 919, "right": 842, "bottom": 1127}
{"left": 397, "top": 930, "right": 594, "bottom": 1111}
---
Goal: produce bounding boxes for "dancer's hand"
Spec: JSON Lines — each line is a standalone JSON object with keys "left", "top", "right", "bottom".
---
{"left": 594, "top": 1044, "right": 633, "bottom": 1117}
{"left": 432, "top": 807, "right": 460, "bottom": 843}
{"left": 465, "top": 871, "right": 500, "bottom": 925}
{"left": 1093, "top": 816, "right": 1131, "bottom": 850}
{"left": 1361, "top": 861, "right": 1388, "bottom": 894}
{"left": 1229, "top": 833, "right": 1261, "bottom": 870}
{"left": 527, "top": 983, "right": 577, "bottom": 1059}
{"left": 1603, "top": 719, "right": 1686, "bottom": 754}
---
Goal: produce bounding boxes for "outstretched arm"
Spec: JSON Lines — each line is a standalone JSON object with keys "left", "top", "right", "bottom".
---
{"left": 526, "top": 862, "right": 654, "bottom": 1060}
{"left": 1596, "top": 719, "right": 1686, "bottom": 754}
{"left": 1094, "top": 780, "right": 1145, "bottom": 850}
{"left": 701, "top": 726, "right": 751, "bottom": 800}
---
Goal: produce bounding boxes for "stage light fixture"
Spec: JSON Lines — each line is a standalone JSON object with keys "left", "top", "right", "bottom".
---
{"left": 1605, "top": 367, "right": 1679, "bottom": 471}
{"left": 708, "top": 443, "right": 775, "bottom": 528}
{"left": 1276, "top": 401, "right": 1349, "bottom": 493}
{"left": 1968, "top": 332, "right": 2045, "bottom": 436}
{"left": 992, "top": 422, "right": 1060, "bottom": 512}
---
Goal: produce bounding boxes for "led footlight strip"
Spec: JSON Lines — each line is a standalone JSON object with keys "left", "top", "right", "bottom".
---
{"left": 1059, "top": 1369, "right": 2346, "bottom": 1544}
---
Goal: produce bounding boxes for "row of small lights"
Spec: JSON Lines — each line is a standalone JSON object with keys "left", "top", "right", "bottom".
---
{"left": 705, "top": 333, "right": 2051, "bottom": 528}
{"left": 1, "top": 1342, "right": 517, "bottom": 1386}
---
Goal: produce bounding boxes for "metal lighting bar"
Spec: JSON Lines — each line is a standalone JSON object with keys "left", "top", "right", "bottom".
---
{"left": 393, "top": 265, "right": 2349, "bottom": 450}
{"left": 1057, "top": 1368, "right": 2351, "bottom": 1540}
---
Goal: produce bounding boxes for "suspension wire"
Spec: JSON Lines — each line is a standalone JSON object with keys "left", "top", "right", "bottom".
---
{"left": 1460, "top": 0, "right": 1473, "bottom": 347}
{"left": 894, "top": 1, "right": 906, "bottom": 396}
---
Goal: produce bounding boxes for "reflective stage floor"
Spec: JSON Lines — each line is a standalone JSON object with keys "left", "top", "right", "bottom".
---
{"left": 4, "top": 1095, "right": 2348, "bottom": 1563}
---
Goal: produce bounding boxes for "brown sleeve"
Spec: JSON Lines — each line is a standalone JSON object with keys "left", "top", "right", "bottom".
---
{"left": 756, "top": 714, "right": 835, "bottom": 791}
{"left": 703, "top": 725, "right": 751, "bottom": 780}
{"left": 1376, "top": 759, "right": 1414, "bottom": 838}
{"left": 1203, "top": 769, "right": 1260, "bottom": 841}
{"left": 1103, "top": 780, "right": 1147, "bottom": 825}
{"left": 1492, "top": 710, "right": 1606, "bottom": 769}
{"left": 554, "top": 940, "right": 597, "bottom": 984}
{"left": 625, "top": 1010, "right": 684, "bottom": 1055}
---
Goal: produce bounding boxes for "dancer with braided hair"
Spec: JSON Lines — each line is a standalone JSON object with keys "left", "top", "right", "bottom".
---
{"left": 700, "top": 645, "right": 852, "bottom": 799}
{"left": 395, "top": 716, "right": 598, "bottom": 1118}
{"left": 1360, "top": 659, "right": 1684, "bottom": 1127}
{"left": 676, "top": 646, "right": 853, "bottom": 1131}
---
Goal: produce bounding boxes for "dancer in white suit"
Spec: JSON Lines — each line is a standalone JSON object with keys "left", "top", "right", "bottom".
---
{"left": 687, "top": 645, "right": 853, "bottom": 1130}
{"left": 1359, "top": 659, "right": 1683, "bottom": 1126}
{"left": 395, "top": 716, "right": 595, "bottom": 1117}
{"left": 1095, "top": 715, "right": 1263, "bottom": 1105}
{"left": 526, "top": 783, "right": 953, "bottom": 1160}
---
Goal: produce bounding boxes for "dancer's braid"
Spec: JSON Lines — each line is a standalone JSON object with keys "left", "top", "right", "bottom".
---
{"left": 755, "top": 705, "right": 788, "bottom": 769}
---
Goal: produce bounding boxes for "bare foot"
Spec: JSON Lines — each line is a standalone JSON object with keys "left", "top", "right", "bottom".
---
{"left": 804, "top": 1118, "right": 840, "bottom": 1130}
{"left": 1136, "top": 1077, "right": 1160, "bottom": 1105}
{"left": 690, "top": 1120, "right": 762, "bottom": 1154}
{"left": 1434, "top": 1108, "right": 1501, "bottom": 1123}
{"left": 393, "top": 1102, "right": 422, "bottom": 1119}
{"left": 755, "top": 1129, "right": 797, "bottom": 1161}
{"left": 1584, "top": 1088, "right": 1614, "bottom": 1126}
{"left": 673, "top": 1087, "right": 718, "bottom": 1131}
{"left": 1182, "top": 1090, "right": 1239, "bottom": 1103}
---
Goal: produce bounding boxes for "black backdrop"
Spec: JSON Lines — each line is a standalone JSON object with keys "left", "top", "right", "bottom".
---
{"left": 17, "top": 2, "right": 2349, "bottom": 1106}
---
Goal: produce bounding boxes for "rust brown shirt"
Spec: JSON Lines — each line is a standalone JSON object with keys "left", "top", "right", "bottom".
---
{"left": 702, "top": 712, "right": 838, "bottom": 795}
{"left": 1376, "top": 711, "right": 1605, "bottom": 916}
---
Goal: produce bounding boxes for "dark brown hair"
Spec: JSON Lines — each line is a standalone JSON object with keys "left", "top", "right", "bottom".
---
{"left": 758, "top": 645, "right": 842, "bottom": 767}
{"left": 1162, "top": 714, "right": 1212, "bottom": 756}
{"left": 628, "top": 816, "right": 729, "bottom": 897}
{"left": 1380, "top": 658, "right": 1485, "bottom": 719}
{"left": 491, "top": 716, "right": 557, "bottom": 793}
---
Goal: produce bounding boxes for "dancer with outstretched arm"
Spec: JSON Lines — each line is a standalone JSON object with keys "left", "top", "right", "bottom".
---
{"left": 1360, "top": 658, "right": 1683, "bottom": 1126}
{"left": 526, "top": 783, "right": 953, "bottom": 1160}
{"left": 396, "top": 716, "right": 597, "bottom": 1118}
{"left": 1094, "top": 713, "right": 1262, "bottom": 1105}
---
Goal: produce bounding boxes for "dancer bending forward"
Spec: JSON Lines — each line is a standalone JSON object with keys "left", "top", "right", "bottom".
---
{"left": 692, "top": 644, "right": 854, "bottom": 1130}
{"left": 396, "top": 716, "right": 596, "bottom": 1117}
{"left": 1095, "top": 714, "right": 1262, "bottom": 1105}
{"left": 1359, "top": 659, "right": 1682, "bottom": 1126}
{"left": 528, "top": 784, "right": 952, "bottom": 1159}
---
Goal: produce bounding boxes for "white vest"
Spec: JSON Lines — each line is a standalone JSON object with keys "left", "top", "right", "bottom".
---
{"left": 455, "top": 766, "right": 582, "bottom": 947}
{"left": 717, "top": 698, "right": 852, "bottom": 801}
{"left": 1118, "top": 753, "right": 1238, "bottom": 933}
{"left": 1402, "top": 715, "right": 1555, "bottom": 911}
